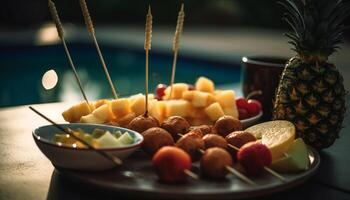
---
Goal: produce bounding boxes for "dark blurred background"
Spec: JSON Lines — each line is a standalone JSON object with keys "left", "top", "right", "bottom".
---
{"left": 0, "top": 0, "right": 349, "bottom": 108}
{"left": 1, "top": 0, "right": 287, "bottom": 29}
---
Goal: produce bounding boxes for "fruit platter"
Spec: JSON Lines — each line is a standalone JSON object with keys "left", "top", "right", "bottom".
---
{"left": 30, "top": 0, "right": 349, "bottom": 199}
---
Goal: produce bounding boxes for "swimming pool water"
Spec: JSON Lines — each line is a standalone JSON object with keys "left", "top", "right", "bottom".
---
{"left": 0, "top": 43, "right": 241, "bottom": 107}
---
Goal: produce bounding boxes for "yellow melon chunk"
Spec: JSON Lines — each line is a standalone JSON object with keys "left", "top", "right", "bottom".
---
{"left": 188, "top": 105, "right": 207, "bottom": 119}
{"left": 163, "top": 83, "right": 189, "bottom": 100}
{"left": 62, "top": 102, "right": 94, "bottom": 122}
{"left": 192, "top": 91, "right": 210, "bottom": 107}
{"left": 223, "top": 107, "right": 239, "bottom": 119}
{"left": 204, "top": 102, "right": 224, "bottom": 121}
{"left": 80, "top": 113, "right": 105, "bottom": 124}
{"left": 130, "top": 94, "right": 146, "bottom": 116}
{"left": 94, "top": 99, "right": 110, "bottom": 109}
{"left": 149, "top": 100, "right": 166, "bottom": 123}
{"left": 165, "top": 100, "right": 190, "bottom": 118}
{"left": 111, "top": 98, "right": 131, "bottom": 118}
{"left": 92, "top": 104, "right": 115, "bottom": 122}
{"left": 195, "top": 77, "right": 214, "bottom": 93}
{"left": 216, "top": 90, "right": 238, "bottom": 119}
{"left": 182, "top": 90, "right": 195, "bottom": 101}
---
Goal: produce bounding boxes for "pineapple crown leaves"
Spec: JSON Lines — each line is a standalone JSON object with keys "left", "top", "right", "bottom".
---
{"left": 279, "top": 0, "right": 350, "bottom": 59}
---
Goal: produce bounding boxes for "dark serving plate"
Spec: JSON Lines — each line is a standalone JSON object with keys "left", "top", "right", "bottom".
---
{"left": 56, "top": 146, "right": 320, "bottom": 200}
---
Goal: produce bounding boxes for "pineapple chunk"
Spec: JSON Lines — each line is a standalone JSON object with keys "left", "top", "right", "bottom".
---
{"left": 94, "top": 99, "right": 110, "bottom": 109}
{"left": 149, "top": 100, "right": 166, "bottom": 123}
{"left": 92, "top": 104, "right": 115, "bottom": 123}
{"left": 188, "top": 105, "right": 207, "bottom": 118}
{"left": 129, "top": 94, "right": 154, "bottom": 116}
{"left": 111, "top": 98, "right": 131, "bottom": 118}
{"left": 192, "top": 91, "right": 210, "bottom": 107}
{"left": 163, "top": 83, "right": 189, "bottom": 100}
{"left": 165, "top": 100, "right": 190, "bottom": 118}
{"left": 215, "top": 90, "right": 239, "bottom": 119}
{"left": 215, "top": 90, "right": 236, "bottom": 108}
{"left": 205, "top": 102, "right": 225, "bottom": 121}
{"left": 182, "top": 90, "right": 195, "bottom": 101}
{"left": 62, "top": 102, "right": 94, "bottom": 122}
{"left": 80, "top": 113, "right": 105, "bottom": 124}
{"left": 223, "top": 107, "right": 239, "bottom": 119}
{"left": 195, "top": 77, "right": 214, "bottom": 93}
{"left": 130, "top": 94, "right": 146, "bottom": 116}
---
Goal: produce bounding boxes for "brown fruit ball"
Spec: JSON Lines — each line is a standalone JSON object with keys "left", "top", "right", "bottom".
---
{"left": 203, "top": 134, "right": 228, "bottom": 149}
{"left": 176, "top": 133, "right": 204, "bottom": 161}
{"left": 186, "top": 129, "right": 204, "bottom": 138}
{"left": 142, "top": 127, "right": 174, "bottom": 155}
{"left": 225, "top": 131, "right": 257, "bottom": 148}
{"left": 128, "top": 115, "right": 159, "bottom": 133}
{"left": 214, "top": 116, "right": 242, "bottom": 137}
{"left": 189, "top": 125, "right": 213, "bottom": 135}
{"left": 161, "top": 116, "right": 190, "bottom": 141}
{"left": 200, "top": 147, "right": 233, "bottom": 179}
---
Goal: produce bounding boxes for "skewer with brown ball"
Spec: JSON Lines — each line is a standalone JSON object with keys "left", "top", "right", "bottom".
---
{"left": 177, "top": 132, "right": 255, "bottom": 185}
{"left": 127, "top": 6, "right": 159, "bottom": 134}
{"left": 213, "top": 115, "right": 242, "bottom": 137}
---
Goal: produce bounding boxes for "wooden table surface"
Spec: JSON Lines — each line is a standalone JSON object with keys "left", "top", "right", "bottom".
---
{"left": 0, "top": 101, "right": 349, "bottom": 200}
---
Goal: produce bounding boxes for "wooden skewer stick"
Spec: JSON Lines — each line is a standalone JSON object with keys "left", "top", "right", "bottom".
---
{"left": 183, "top": 169, "right": 199, "bottom": 180}
{"left": 79, "top": 0, "right": 118, "bottom": 99}
{"left": 169, "top": 4, "right": 185, "bottom": 99}
{"left": 177, "top": 134, "right": 256, "bottom": 185}
{"left": 143, "top": 6, "right": 153, "bottom": 117}
{"left": 228, "top": 144, "right": 286, "bottom": 182}
{"left": 48, "top": 0, "right": 91, "bottom": 111}
{"left": 29, "top": 106, "right": 122, "bottom": 166}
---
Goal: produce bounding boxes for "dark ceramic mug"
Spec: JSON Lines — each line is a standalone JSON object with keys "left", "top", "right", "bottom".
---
{"left": 241, "top": 56, "right": 287, "bottom": 120}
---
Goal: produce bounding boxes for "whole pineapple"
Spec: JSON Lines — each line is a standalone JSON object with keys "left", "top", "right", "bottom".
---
{"left": 273, "top": 0, "right": 349, "bottom": 149}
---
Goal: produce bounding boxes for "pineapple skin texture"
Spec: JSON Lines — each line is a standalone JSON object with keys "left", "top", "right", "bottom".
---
{"left": 273, "top": 57, "right": 346, "bottom": 149}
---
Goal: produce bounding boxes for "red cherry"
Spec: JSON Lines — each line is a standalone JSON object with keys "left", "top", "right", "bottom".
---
{"left": 188, "top": 84, "right": 195, "bottom": 90}
{"left": 246, "top": 99, "right": 262, "bottom": 116}
{"left": 156, "top": 84, "right": 167, "bottom": 100}
{"left": 237, "top": 142, "right": 272, "bottom": 176}
{"left": 238, "top": 108, "right": 250, "bottom": 120}
{"left": 236, "top": 98, "right": 248, "bottom": 109}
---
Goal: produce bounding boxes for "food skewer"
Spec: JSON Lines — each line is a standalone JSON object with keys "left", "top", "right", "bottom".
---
{"left": 177, "top": 133, "right": 256, "bottom": 186}
{"left": 228, "top": 144, "right": 286, "bottom": 182}
{"left": 183, "top": 169, "right": 199, "bottom": 180}
{"left": 79, "top": 0, "right": 118, "bottom": 99}
{"left": 29, "top": 106, "right": 122, "bottom": 166}
{"left": 144, "top": 6, "right": 153, "bottom": 116}
{"left": 169, "top": 4, "right": 185, "bottom": 99}
{"left": 48, "top": 0, "right": 91, "bottom": 111}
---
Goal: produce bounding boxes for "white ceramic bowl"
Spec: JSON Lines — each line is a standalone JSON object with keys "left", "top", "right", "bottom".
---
{"left": 33, "top": 123, "right": 143, "bottom": 171}
{"left": 240, "top": 111, "right": 263, "bottom": 129}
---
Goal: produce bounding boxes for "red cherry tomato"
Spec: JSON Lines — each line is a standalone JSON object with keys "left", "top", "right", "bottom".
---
{"left": 246, "top": 99, "right": 262, "bottom": 116}
{"left": 188, "top": 84, "right": 195, "bottom": 91}
{"left": 156, "top": 84, "right": 167, "bottom": 100}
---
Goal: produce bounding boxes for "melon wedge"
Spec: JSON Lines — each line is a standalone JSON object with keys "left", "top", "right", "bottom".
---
{"left": 245, "top": 120, "right": 295, "bottom": 160}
